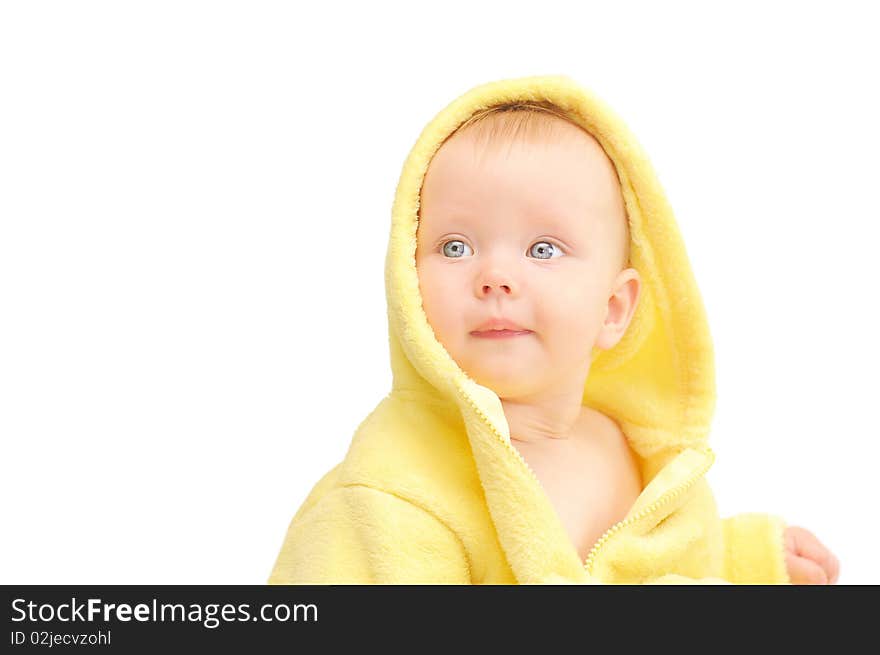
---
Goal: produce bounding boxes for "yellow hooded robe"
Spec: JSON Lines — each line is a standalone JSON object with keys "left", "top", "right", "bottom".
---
{"left": 268, "top": 74, "right": 792, "bottom": 585}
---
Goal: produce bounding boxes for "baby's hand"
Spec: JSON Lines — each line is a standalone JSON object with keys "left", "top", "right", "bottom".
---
{"left": 783, "top": 525, "right": 840, "bottom": 584}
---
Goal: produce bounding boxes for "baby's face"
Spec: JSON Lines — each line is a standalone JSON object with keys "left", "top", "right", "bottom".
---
{"left": 415, "top": 122, "right": 636, "bottom": 399}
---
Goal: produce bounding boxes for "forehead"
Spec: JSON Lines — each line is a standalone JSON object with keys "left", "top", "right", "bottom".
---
{"left": 419, "top": 125, "right": 623, "bottom": 232}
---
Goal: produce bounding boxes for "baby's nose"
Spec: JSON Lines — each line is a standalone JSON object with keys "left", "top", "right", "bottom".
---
{"left": 481, "top": 283, "right": 512, "bottom": 295}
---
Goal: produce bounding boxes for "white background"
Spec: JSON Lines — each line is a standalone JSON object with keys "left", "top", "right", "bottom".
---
{"left": 1, "top": 1, "right": 877, "bottom": 584}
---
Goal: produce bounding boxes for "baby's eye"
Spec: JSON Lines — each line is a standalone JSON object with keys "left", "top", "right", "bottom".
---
{"left": 528, "top": 241, "right": 564, "bottom": 259}
{"left": 441, "top": 240, "right": 473, "bottom": 258}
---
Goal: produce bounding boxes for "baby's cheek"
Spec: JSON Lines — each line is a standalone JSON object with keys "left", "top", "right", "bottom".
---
{"left": 536, "top": 292, "right": 601, "bottom": 354}
{"left": 539, "top": 283, "right": 593, "bottom": 329}
{"left": 420, "top": 272, "right": 467, "bottom": 351}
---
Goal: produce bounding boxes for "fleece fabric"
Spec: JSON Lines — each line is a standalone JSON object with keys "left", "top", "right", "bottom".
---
{"left": 268, "top": 74, "right": 791, "bottom": 585}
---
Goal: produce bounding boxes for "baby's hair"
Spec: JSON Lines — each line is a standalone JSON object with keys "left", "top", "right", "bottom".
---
{"left": 445, "top": 100, "right": 631, "bottom": 270}
{"left": 453, "top": 100, "right": 578, "bottom": 145}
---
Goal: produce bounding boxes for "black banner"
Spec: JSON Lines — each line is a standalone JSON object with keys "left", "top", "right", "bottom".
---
{"left": 1, "top": 585, "right": 871, "bottom": 650}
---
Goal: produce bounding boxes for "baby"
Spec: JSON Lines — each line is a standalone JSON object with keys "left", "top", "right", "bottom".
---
{"left": 268, "top": 75, "right": 839, "bottom": 585}
{"left": 415, "top": 103, "right": 644, "bottom": 564}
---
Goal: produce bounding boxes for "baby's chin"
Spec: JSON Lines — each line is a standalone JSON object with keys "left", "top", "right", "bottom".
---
{"left": 458, "top": 358, "right": 544, "bottom": 399}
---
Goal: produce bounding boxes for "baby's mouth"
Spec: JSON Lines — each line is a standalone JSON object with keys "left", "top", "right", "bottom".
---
{"left": 469, "top": 328, "right": 533, "bottom": 339}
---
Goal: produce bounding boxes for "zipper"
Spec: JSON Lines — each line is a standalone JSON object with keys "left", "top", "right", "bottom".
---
{"left": 582, "top": 447, "right": 715, "bottom": 577}
{"left": 457, "top": 382, "right": 716, "bottom": 580}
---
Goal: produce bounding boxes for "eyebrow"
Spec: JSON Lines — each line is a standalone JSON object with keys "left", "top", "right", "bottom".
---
{"left": 432, "top": 208, "right": 591, "bottom": 239}
{"left": 434, "top": 202, "right": 586, "bottom": 223}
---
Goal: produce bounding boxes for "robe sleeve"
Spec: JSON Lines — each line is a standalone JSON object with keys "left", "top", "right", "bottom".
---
{"left": 644, "top": 512, "right": 791, "bottom": 585}
{"left": 718, "top": 512, "right": 791, "bottom": 584}
{"left": 267, "top": 484, "right": 472, "bottom": 584}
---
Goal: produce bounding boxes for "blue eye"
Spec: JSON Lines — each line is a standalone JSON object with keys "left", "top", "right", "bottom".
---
{"left": 440, "top": 239, "right": 564, "bottom": 259}
{"left": 529, "top": 241, "right": 563, "bottom": 259}
{"left": 442, "top": 240, "right": 473, "bottom": 258}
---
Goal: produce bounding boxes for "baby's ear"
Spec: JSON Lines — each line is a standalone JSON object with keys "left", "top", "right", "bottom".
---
{"left": 595, "top": 268, "right": 641, "bottom": 351}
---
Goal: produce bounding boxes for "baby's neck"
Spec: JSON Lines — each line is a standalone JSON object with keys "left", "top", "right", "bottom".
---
{"left": 502, "top": 394, "right": 585, "bottom": 446}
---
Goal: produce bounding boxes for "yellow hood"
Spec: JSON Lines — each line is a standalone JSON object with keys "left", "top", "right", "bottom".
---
{"left": 388, "top": 73, "right": 715, "bottom": 463}
{"left": 268, "top": 74, "right": 791, "bottom": 585}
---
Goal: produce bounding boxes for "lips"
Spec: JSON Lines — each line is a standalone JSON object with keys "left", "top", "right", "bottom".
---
{"left": 470, "top": 329, "right": 532, "bottom": 339}
{"left": 470, "top": 317, "right": 533, "bottom": 336}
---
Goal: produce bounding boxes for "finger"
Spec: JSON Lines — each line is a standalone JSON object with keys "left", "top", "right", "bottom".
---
{"left": 788, "top": 527, "right": 836, "bottom": 579}
{"left": 786, "top": 551, "right": 829, "bottom": 585}
{"left": 829, "top": 554, "right": 841, "bottom": 584}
